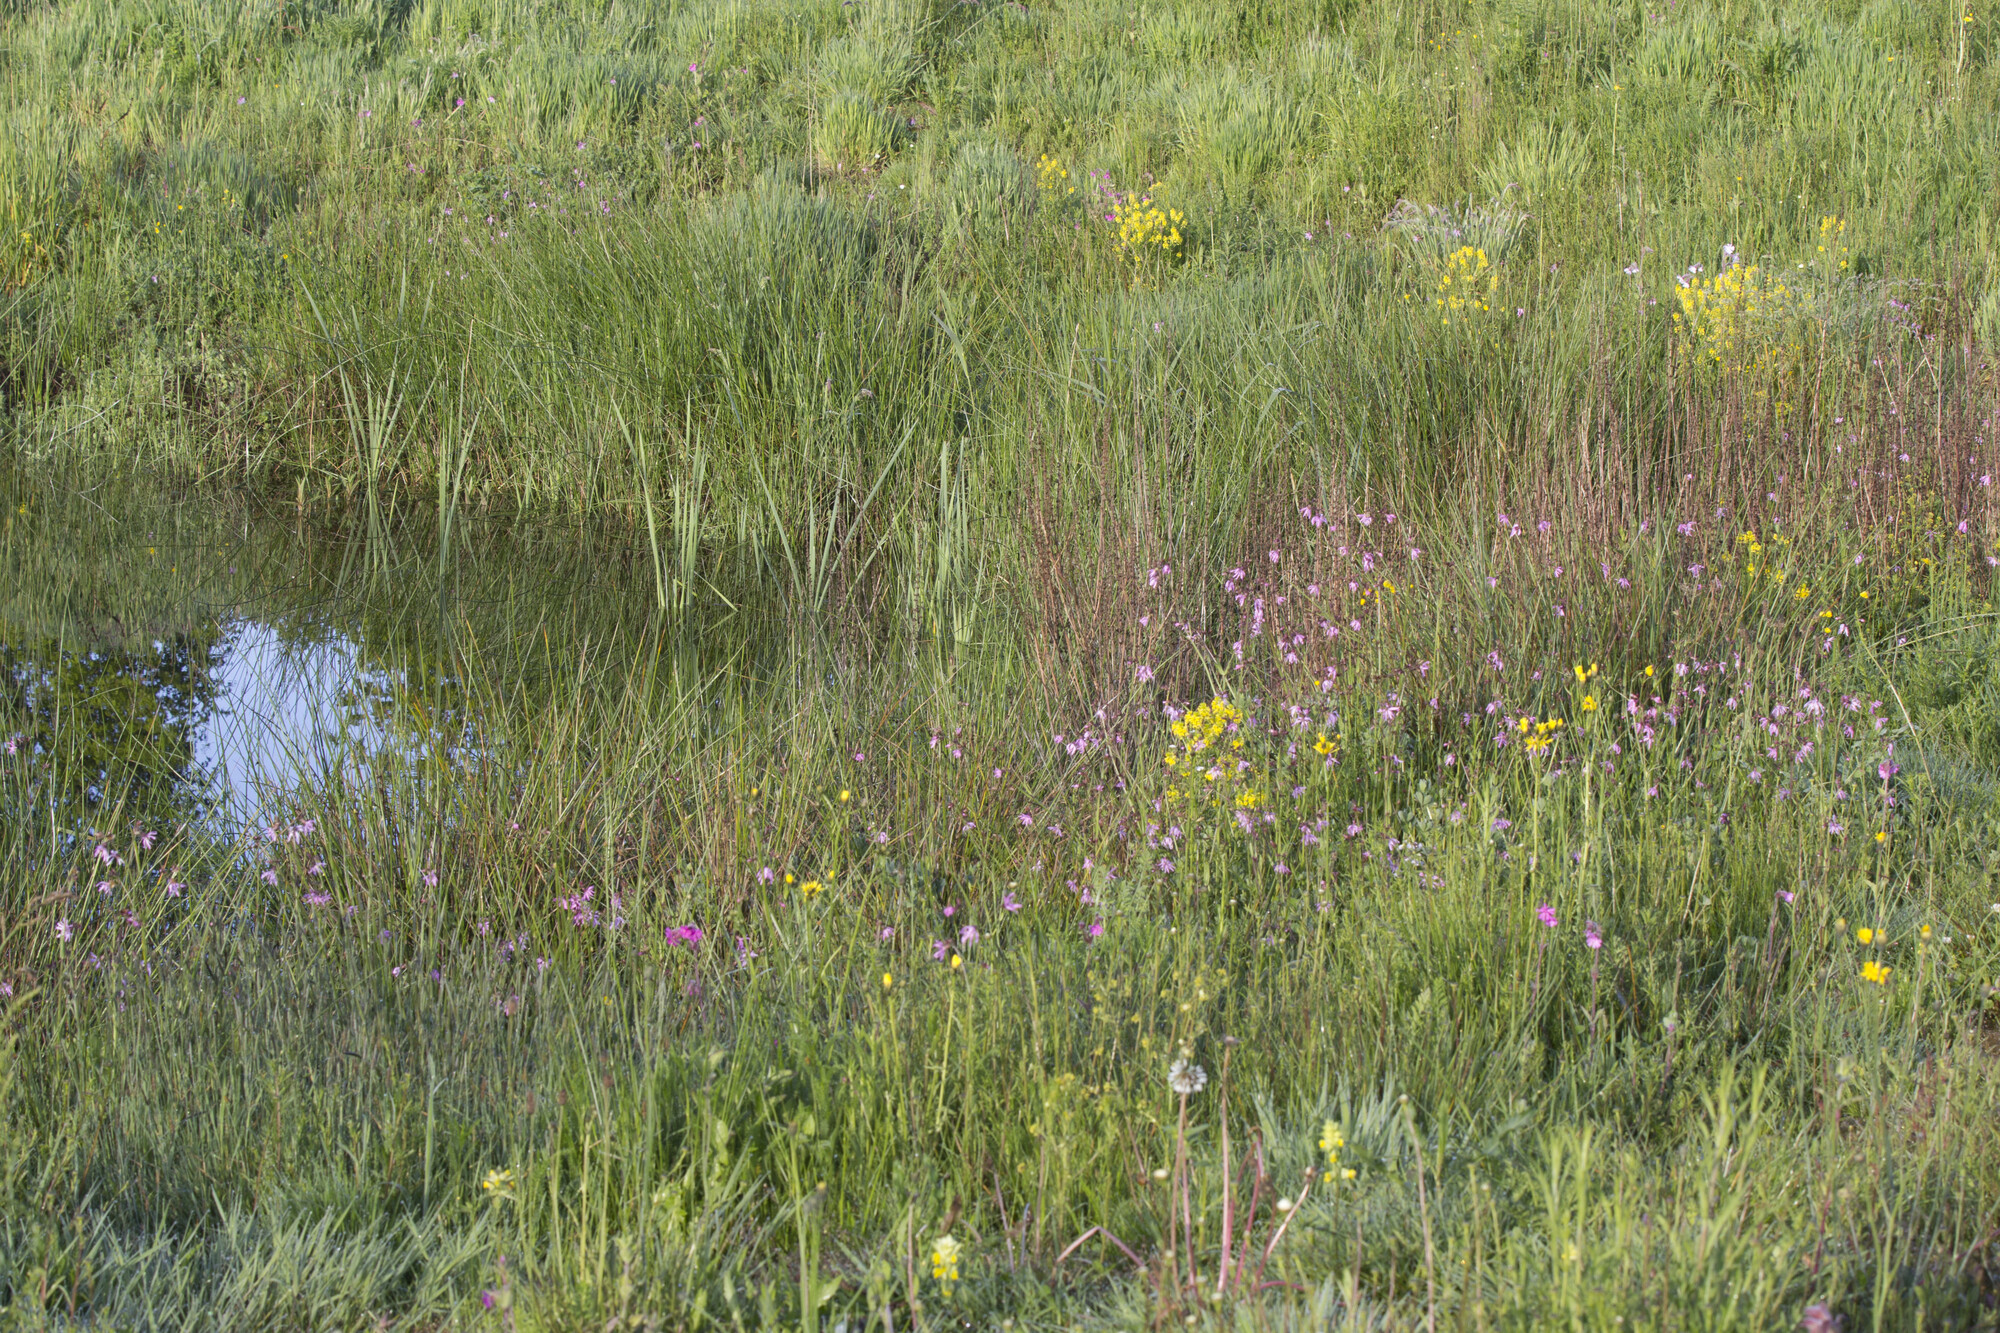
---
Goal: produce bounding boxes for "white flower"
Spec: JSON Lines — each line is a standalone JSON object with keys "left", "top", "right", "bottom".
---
{"left": 1168, "top": 1058, "right": 1208, "bottom": 1096}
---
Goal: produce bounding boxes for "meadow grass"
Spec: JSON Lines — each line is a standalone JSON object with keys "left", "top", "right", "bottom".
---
{"left": 6, "top": 448, "right": 2000, "bottom": 1328}
{"left": 6, "top": 0, "right": 2000, "bottom": 1326}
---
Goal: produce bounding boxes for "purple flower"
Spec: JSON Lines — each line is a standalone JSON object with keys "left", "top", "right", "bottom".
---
{"left": 1777, "top": 889, "right": 1795, "bottom": 904}
{"left": 1584, "top": 920, "right": 1602, "bottom": 949}
{"left": 422, "top": 869, "right": 439, "bottom": 888}
{"left": 667, "top": 924, "right": 704, "bottom": 949}
{"left": 1001, "top": 891, "right": 1021, "bottom": 912}
{"left": 1085, "top": 919, "right": 1104, "bottom": 939}
{"left": 55, "top": 918, "right": 74, "bottom": 941}
{"left": 959, "top": 924, "right": 980, "bottom": 946}
{"left": 1491, "top": 818, "right": 1512, "bottom": 832}
{"left": 932, "top": 939, "right": 950, "bottom": 961}
{"left": 1536, "top": 903, "right": 1558, "bottom": 929}
{"left": 261, "top": 868, "right": 279, "bottom": 886}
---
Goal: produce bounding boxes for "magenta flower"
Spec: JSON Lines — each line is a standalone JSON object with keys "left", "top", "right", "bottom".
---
{"left": 1085, "top": 919, "right": 1104, "bottom": 939}
{"left": 667, "top": 924, "right": 704, "bottom": 949}
{"left": 1584, "top": 921, "right": 1602, "bottom": 950}
{"left": 1536, "top": 903, "right": 1558, "bottom": 929}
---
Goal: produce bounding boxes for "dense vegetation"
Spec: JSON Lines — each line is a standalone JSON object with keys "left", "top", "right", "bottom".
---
{"left": 4, "top": 0, "right": 2000, "bottom": 1327}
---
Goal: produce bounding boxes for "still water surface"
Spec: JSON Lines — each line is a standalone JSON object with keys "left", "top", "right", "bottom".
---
{"left": 3, "top": 470, "right": 667, "bottom": 831}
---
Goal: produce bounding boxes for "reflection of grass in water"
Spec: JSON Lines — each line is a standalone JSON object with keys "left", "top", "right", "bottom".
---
{"left": 6, "top": 478, "right": 2000, "bottom": 1328}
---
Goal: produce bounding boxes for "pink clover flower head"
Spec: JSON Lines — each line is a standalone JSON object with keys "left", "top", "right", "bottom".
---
{"left": 1536, "top": 903, "right": 1558, "bottom": 929}
{"left": 666, "top": 923, "right": 704, "bottom": 949}
{"left": 1086, "top": 918, "right": 1105, "bottom": 939}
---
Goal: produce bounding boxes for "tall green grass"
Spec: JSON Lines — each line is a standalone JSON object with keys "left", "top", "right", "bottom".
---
{"left": 5, "top": 452, "right": 2000, "bottom": 1327}
{"left": 5, "top": 0, "right": 2000, "bottom": 1325}
{"left": 2, "top": 0, "right": 1997, "bottom": 552}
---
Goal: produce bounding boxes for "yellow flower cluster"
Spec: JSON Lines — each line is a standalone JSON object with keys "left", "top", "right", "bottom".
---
{"left": 1111, "top": 190, "right": 1185, "bottom": 265}
{"left": 1668, "top": 222, "right": 1844, "bottom": 384}
{"left": 1036, "top": 154, "right": 1074, "bottom": 197}
{"left": 1163, "top": 698, "right": 1263, "bottom": 813}
{"left": 930, "top": 1234, "right": 962, "bottom": 1288}
{"left": 1432, "top": 245, "right": 1497, "bottom": 322}
{"left": 1318, "top": 1120, "right": 1354, "bottom": 1183}
{"left": 1516, "top": 715, "right": 1565, "bottom": 754}
{"left": 1167, "top": 697, "right": 1243, "bottom": 757}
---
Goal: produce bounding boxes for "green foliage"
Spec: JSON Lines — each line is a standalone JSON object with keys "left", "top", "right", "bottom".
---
{"left": 2, "top": 0, "right": 2000, "bottom": 1324}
